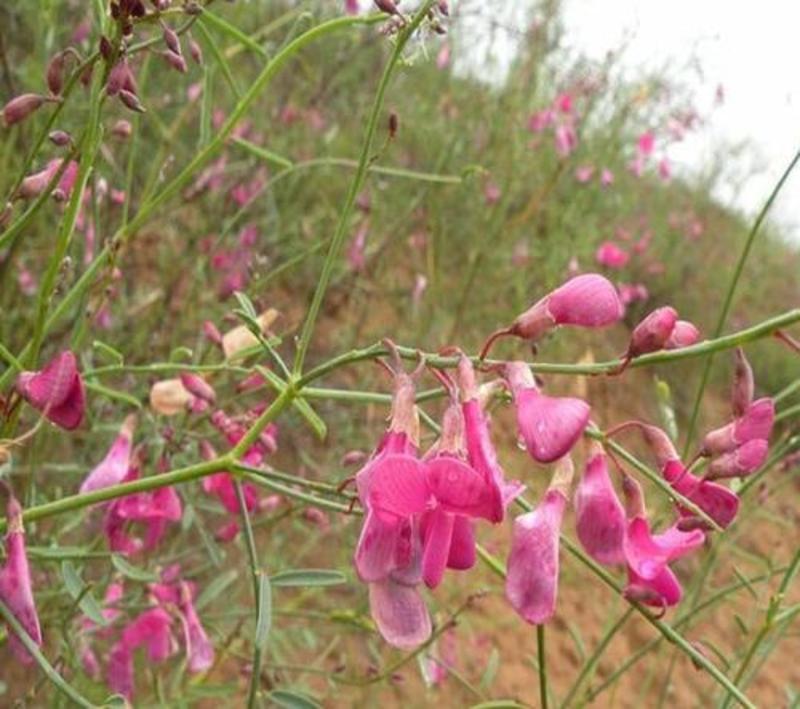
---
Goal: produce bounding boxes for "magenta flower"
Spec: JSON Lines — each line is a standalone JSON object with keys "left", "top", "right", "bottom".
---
{"left": 595, "top": 241, "right": 629, "bottom": 269}
{"left": 80, "top": 415, "right": 136, "bottom": 494}
{"left": 575, "top": 165, "right": 595, "bottom": 183}
{"left": 103, "top": 471, "right": 183, "bottom": 554}
{"left": 707, "top": 439, "right": 769, "bottom": 481}
{"left": 480, "top": 273, "right": 622, "bottom": 356}
{"left": 17, "top": 350, "right": 85, "bottom": 430}
{"left": 0, "top": 497, "right": 42, "bottom": 663}
{"left": 618, "top": 282, "right": 649, "bottom": 306}
{"left": 703, "top": 398, "right": 774, "bottom": 455}
{"left": 574, "top": 447, "right": 626, "bottom": 565}
{"left": 623, "top": 516, "right": 704, "bottom": 608}
{"left": 527, "top": 108, "right": 554, "bottom": 133}
{"left": 554, "top": 122, "right": 577, "bottom": 157}
{"left": 637, "top": 131, "right": 655, "bottom": 157}
{"left": 600, "top": 168, "right": 615, "bottom": 186}
{"left": 627, "top": 306, "right": 678, "bottom": 358}
{"left": 506, "top": 457, "right": 573, "bottom": 624}
{"left": 505, "top": 361, "right": 589, "bottom": 463}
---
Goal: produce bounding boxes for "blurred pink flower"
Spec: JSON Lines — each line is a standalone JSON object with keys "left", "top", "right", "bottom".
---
{"left": 600, "top": 168, "right": 614, "bottom": 186}
{"left": 595, "top": 241, "right": 629, "bottom": 269}
{"left": 575, "top": 165, "right": 594, "bottom": 183}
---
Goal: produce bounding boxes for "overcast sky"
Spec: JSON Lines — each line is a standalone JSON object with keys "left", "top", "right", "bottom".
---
{"left": 449, "top": 0, "right": 800, "bottom": 242}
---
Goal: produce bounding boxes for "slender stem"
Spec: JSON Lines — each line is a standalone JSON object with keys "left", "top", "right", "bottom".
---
{"left": 0, "top": 599, "right": 94, "bottom": 708}
{"left": 291, "top": 0, "right": 438, "bottom": 375}
{"left": 683, "top": 148, "right": 800, "bottom": 454}
{"left": 537, "top": 624, "right": 549, "bottom": 709}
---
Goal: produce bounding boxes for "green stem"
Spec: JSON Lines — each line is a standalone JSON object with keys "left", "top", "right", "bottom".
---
{"left": 537, "top": 624, "right": 549, "bottom": 709}
{"left": 0, "top": 599, "right": 95, "bottom": 708}
{"left": 683, "top": 148, "right": 800, "bottom": 454}
{"left": 291, "top": 0, "right": 438, "bottom": 375}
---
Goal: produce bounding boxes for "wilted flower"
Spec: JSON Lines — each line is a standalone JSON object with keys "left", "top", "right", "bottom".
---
{"left": 506, "top": 457, "right": 573, "bottom": 624}
{"left": 17, "top": 350, "right": 85, "bottom": 430}
{"left": 80, "top": 415, "right": 136, "bottom": 493}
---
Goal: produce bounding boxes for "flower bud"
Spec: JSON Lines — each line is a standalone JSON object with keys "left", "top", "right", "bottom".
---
{"left": 703, "top": 398, "right": 774, "bottom": 455}
{"left": 162, "top": 26, "right": 181, "bottom": 55}
{"left": 188, "top": 38, "right": 203, "bottom": 65}
{"left": 163, "top": 50, "right": 188, "bottom": 74}
{"left": 149, "top": 378, "right": 192, "bottom": 416}
{"left": 665, "top": 320, "right": 700, "bottom": 349}
{"left": 119, "top": 89, "right": 146, "bottom": 113}
{"left": 731, "top": 347, "right": 754, "bottom": 417}
{"left": 627, "top": 306, "right": 678, "bottom": 358}
{"left": 707, "top": 439, "right": 768, "bottom": 480}
{"left": 111, "top": 119, "right": 132, "bottom": 139}
{"left": 179, "top": 373, "right": 216, "bottom": 403}
{"left": 374, "top": 0, "right": 400, "bottom": 15}
{"left": 2, "top": 94, "right": 53, "bottom": 127}
{"left": 221, "top": 308, "right": 279, "bottom": 358}
{"left": 48, "top": 129, "right": 71, "bottom": 146}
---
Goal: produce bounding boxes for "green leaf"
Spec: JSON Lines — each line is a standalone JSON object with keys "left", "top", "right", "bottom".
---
{"left": 269, "top": 689, "right": 322, "bottom": 709}
{"left": 196, "top": 569, "right": 239, "bottom": 611}
{"left": 92, "top": 340, "right": 124, "bottom": 366}
{"left": 271, "top": 569, "right": 347, "bottom": 588}
{"left": 480, "top": 647, "right": 501, "bottom": 690}
{"left": 232, "top": 290, "right": 258, "bottom": 320}
{"left": 61, "top": 561, "right": 107, "bottom": 626}
{"left": 111, "top": 554, "right": 158, "bottom": 583}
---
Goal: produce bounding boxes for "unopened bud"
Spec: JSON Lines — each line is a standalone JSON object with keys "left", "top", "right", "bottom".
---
{"left": 162, "top": 26, "right": 181, "bottom": 55}
{"left": 163, "top": 50, "right": 188, "bottom": 74}
{"left": 99, "top": 36, "right": 113, "bottom": 61}
{"left": 188, "top": 38, "right": 203, "bottom": 65}
{"left": 374, "top": 0, "right": 400, "bottom": 15}
{"left": 119, "top": 89, "right": 146, "bottom": 113}
{"left": 46, "top": 52, "right": 66, "bottom": 95}
{"left": 2, "top": 94, "right": 54, "bottom": 127}
{"left": 627, "top": 306, "right": 678, "bottom": 358}
{"left": 48, "top": 129, "right": 71, "bottom": 146}
{"left": 622, "top": 474, "right": 646, "bottom": 518}
{"left": 150, "top": 378, "right": 192, "bottom": 416}
{"left": 111, "top": 119, "right": 132, "bottom": 139}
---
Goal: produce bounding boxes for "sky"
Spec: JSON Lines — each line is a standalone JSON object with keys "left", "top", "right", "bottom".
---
{"left": 450, "top": 0, "right": 800, "bottom": 242}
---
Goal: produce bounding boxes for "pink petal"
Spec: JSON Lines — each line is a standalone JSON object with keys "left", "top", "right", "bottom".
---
{"left": 426, "top": 456, "right": 498, "bottom": 521}
{"left": 16, "top": 351, "right": 85, "bottom": 430}
{"left": 80, "top": 415, "right": 136, "bottom": 493}
{"left": 421, "top": 510, "right": 455, "bottom": 589}
{"left": 505, "top": 490, "right": 566, "bottom": 624}
{"left": 447, "top": 517, "right": 477, "bottom": 570}
{"left": 547, "top": 273, "right": 624, "bottom": 325}
{"left": 624, "top": 517, "right": 704, "bottom": 580}
{"left": 367, "top": 454, "right": 431, "bottom": 522}
{"left": 515, "top": 389, "right": 590, "bottom": 463}
{"left": 574, "top": 452, "right": 626, "bottom": 565}
{"left": 107, "top": 642, "right": 134, "bottom": 699}
{"left": 368, "top": 579, "right": 432, "bottom": 650}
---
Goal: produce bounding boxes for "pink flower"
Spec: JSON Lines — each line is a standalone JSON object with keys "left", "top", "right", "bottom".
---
{"left": 347, "top": 223, "right": 369, "bottom": 273}
{"left": 575, "top": 165, "right": 594, "bottom": 183}
{"left": 637, "top": 131, "right": 655, "bottom": 157}
{"left": 436, "top": 43, "right": 450, "bottom": 70}
{"left": 484, "top": 181, "right": 502, "bottom": 205}
{"left": 506, "top": 458, "right": 573, "bottom": 624}
{"left": 80, "top": 415, "right": 136, "bottom": 494}
{"left": 16, "top": 350, "right": 85, "bottom": 430}
{"left": 527, "top": 108, "right": 553, "bottom": 133}
{"left": 637, "top": 423, "right": 740, "bottom": 529}
{"left": 707, "top": 440, "right": 769, "bottom": 481}
{"left": 104, "top": 471, "right": 183, "bottom": 554}
{"left": 658, "top": 157, "right": 672, "bottom": 181}
{"left": 600, "top": 168, "right": 614, "bottom": 186}
{"left": 481, "top": 274, "right": 622, "bottom": 355}
{"left": 0, "top": 497, "right": 42, "bottom": 663}
{"left": 618, "top": 282, "right": 649, "bottom": 306}
{"left": 555, "top": 91, "right": 574, "bottom": 114}
{"left": 595, "top": 241, "right": 629, "bottom": 269}
{"left": 554, "top": 122, "right": 577, "bottom": 157}
{"left": 574, "top": 447, "right": 626, "bottom": 565}
{"left": 703, "top": 398, "right": 774, "bottom": 455}
{"left": 505, "top": 362, "right": 589, "bottom": 463}
{"left": 345, "top": 0, "right": 359, "bottom": 14}
{"left": 627, "top": 306, "right": 678, "bottom": 358}
{"left": 665, "top": 320, "right": 700, "bottom": 349}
